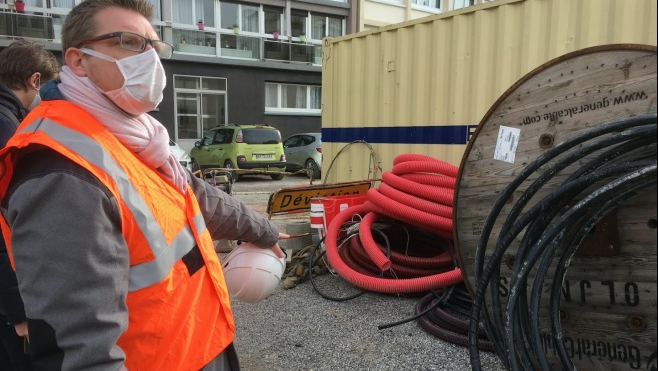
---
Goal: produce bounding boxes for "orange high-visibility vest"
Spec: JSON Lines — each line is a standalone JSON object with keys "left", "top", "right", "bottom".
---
{"left": 0, "top": 100, "right": 234, "bottom": 371}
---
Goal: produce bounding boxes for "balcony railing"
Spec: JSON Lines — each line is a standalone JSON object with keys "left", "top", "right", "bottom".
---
{"left": 0, "top": 17, "right": 322, "bottom": 66}
{"left": 0, "top": 12, "right": 54, "bottom": 40}
{"left": 174, "top": 29, "right": 218, "bottom": 56}
{"left": 264, "top": 39, "right": 321, "bottom": 65}
{"left": 171, "top": 29, "right": 321, "bottom": 65}
{"left": 219, "top": 34, "right": 261, "bottom": 59}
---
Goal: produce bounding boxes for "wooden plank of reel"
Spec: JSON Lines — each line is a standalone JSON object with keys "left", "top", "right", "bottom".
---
{"left": 454, "top": 45, "right": 657, "bottom": 370}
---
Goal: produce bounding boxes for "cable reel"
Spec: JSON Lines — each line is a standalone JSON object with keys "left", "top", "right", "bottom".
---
{"left": 454, "top": 45, "right": 657, "bottom": 371}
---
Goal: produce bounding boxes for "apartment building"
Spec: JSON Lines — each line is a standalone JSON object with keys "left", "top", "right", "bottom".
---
{"left": 1, "top": 0, "right": 353, "bottom": 152}
{"left": 355, "top": 0, "right": 493, "bottom": 30}
{"left": 1, "top": 0, "right": 486, "bottom": 151}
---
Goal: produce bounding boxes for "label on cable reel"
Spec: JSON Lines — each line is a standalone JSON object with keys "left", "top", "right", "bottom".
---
{"left": 494, "top": 125, "right": 521, "bottom": 163}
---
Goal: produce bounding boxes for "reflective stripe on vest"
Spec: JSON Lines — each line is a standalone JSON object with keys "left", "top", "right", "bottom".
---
{"left": 19, "top": 118, "right": 206, "bottom": 291}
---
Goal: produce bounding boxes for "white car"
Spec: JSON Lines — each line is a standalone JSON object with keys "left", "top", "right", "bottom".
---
{"left": 169, "top": 139, "right": 193, "bottom": 172}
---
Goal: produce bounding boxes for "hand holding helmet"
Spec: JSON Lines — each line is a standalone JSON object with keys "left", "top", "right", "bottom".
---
{"left": 221, "top": 242, "right": 287, "bottom": 303}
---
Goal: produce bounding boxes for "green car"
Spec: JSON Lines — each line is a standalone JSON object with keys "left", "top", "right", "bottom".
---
{"left": 190, "top": 124, "right": 287, "bottom": 181}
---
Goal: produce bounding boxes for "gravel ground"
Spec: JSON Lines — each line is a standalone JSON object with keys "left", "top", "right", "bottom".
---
{"left": 229, "top": 276, "right": 506, "bottom": 371}
{"left": 224, "top": 174, "right": 507, "bottom": 371}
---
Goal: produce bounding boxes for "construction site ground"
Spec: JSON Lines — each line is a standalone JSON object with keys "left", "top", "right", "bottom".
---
{"left": 222, "top": 173, "right": 506, "bottom": 371}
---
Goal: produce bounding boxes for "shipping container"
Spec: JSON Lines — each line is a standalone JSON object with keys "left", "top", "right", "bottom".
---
{"left": 321, "top": 0, "right": 657, "bottom": 183}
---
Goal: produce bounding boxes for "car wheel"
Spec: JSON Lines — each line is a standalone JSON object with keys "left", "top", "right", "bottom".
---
{"left": 270, "top": 173, "right": 285, "bottom": 181}
{"left": 305, "top": 159, "right": 321, "bottom": 180}
{"left": 224, "top": 160, "right": 240, "bottom": 182}
{"left": 191, "top": 159, "right": 200, "bottom": 174}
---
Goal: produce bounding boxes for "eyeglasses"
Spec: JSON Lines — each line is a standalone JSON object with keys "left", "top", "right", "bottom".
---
{"left": 77, "top": 31, "right": 174, "bottom": 60}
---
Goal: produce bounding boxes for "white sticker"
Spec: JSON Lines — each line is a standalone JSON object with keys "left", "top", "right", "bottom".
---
{"left": 494, "top": 125, "right": 520, "bottom": 163}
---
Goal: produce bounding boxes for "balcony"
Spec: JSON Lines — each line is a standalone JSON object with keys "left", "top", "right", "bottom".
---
{"left": 173, "top": 29, "right": 217, "bottom": 55}
{"left": 0, "top": 12, "right": 54, "bottom": 40}
{"left": 171, "top": 29, "right": 321, "bottom": 65}
{"left": 264, "top": 39, "right": 322, "bottom": 65}
{"left": 219, "top": 34, "right": 260, "bottom": 59}
{"left": 0, "top": 15, "right": 322, "bottom": 66}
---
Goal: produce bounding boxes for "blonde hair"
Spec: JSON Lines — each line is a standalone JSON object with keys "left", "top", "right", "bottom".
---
{"left": 61, "top": 0, "right": 154, "bottom": 59}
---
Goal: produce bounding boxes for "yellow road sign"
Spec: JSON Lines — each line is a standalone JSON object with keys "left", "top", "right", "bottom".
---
{"left": 267, "top": 180, "right": 373, "bottom": 218}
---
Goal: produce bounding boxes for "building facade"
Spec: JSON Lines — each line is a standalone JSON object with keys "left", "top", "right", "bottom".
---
{"left": 355, "top": 0, "right": 494, "bottom": 31}
{"left": 1, "top": 0, "right": 488, "bottom": 152}
{"left": 1, "top": 0, "right": 354, "bottom": 152}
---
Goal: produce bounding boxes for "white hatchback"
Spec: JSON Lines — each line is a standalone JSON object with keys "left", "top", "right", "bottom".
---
{"left": 170, "top": 139, "right": 193, "bottom": 172}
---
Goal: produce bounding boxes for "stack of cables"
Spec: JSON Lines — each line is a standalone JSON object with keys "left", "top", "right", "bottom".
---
{"left": 468, "top": 114, "right": 657, "bottom": 371}
{"left": 322, "top": 154, "right": 464, "bottom": 295}
{"left": 413, "top": 284, "right": 494, "bottom": 351}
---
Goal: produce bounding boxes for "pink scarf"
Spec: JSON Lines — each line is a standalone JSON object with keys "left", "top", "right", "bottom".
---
{"left": 58, "top": 66, "right": 187, "bottom": 192}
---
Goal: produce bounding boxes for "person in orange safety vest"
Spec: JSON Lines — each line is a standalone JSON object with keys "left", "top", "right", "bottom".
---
{"left": 0, "top": 1, "right": 288, "bottom": 370}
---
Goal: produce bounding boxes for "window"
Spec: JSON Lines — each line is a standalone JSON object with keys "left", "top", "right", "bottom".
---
{"left": 173, "top": 0, "right": 214, "bottom": 27}
{"left": 265, "top": 83, "right": 321, "bottom": 115}
{"left": 283, "top": 135, "right": 303, "bottom": 148}
{"left": 11, "top": 0, "right": 73, "bottom": 24}
{"left": 292, "top": 11, "right": 344, "bottom": 41}
{"left": 310, "top": 14, "right": 344, "bottom": 40}
{"left": 201, "top": 130, "right": 215, "bottom": 146}
{"left": 452, "top": 0, "right": 475, "bottom": 10}
{"left": 174, "top": 75, "right": 228, "bottom": 140}
{"left": 412, "top": 0, "right": 441, "bottom": 10}
{"left": 290, "top": 10, "right": 307, "bottom": 37}
{"left": 220, "top": 2, "right": 259, "bottom": 33}
{"left": 242, "top": 129, "right": 282, "bottom": 144}
{"left": 310, "top": 14, "right": 326, "bottom": 40}
{"left": 327, "top": 17, "right": 343, "bottom": 37}
{"left": 367, "top": 0, "right": 403, "bottom": 5}
{"left": 263, "top": 6, "right": 283, "bottom": 35}
{"left": 52, "top": 14, "right": 66, "bottom": 42}
{"left": 52, "top": 0, "right": 74, "bottom": 10}
{"left": 144, "top": 0, "right": 162, "bottom": 20}
{"left": 20, "top": 0, "right": 74, "bottom": 10}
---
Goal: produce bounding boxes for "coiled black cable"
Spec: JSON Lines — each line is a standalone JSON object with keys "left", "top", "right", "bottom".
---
{"left": 414, "top": 284, "right": 494, "bottom": 351}
{"left": 468, "top": 114, "right": 657, "bottom": 371}
{"left": 307, "top": 227, "right": 369, "bottom": 302}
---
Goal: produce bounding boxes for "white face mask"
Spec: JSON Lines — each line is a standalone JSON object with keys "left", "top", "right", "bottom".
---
{"left": 28, "top": 93, "right": 41, "bottom": 111}
{"left": 27, "top": 75, "right": 41, "bottom": 111}
{"left": 81, "top": 48, "right": 166, "bottom": 116}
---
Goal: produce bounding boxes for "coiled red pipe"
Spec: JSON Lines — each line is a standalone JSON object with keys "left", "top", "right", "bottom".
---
{"left": 357, "top": 211, "right": 454, "bottom": 272}
{"left": 400, "top": 173, "right": 456, "bottom": 188}
{"left": 381, "top": 172, "right": 454, "bottom": 207}
{"left": 358, "top": 212, "right": 392, "bottom": 271}
{"left": 324, "top": 204, "right": 463, "bottom": 294}
{"left": 347, "top": 238, "right": 453, "bottom": 278}
{"left": 377, "top": 182, "right": 452, "bottom": 219}
{"left": 393, "top": 153, "right": 451, "bottom": 165}
{"left": 392, "top": 161, "right": 458, "bottom": 178}
{"left": 323, "top": 154, "right": 463, "bottom": 294}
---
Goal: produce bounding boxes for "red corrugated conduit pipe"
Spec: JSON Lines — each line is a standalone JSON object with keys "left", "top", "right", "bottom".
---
{"left": 341, "top": 231, "right": 453, "bottom": 278}
{"left": 323, "top": 154, "right": 464, "bottom": 294}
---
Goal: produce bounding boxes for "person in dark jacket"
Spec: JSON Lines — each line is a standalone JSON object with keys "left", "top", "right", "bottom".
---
{"left": 0, "top": 39, "right": 60, "bottom": 371}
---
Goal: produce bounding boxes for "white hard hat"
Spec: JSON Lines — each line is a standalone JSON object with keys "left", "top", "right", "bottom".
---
{"left": 221, "top": 243, "right": 286, "bottom": 303}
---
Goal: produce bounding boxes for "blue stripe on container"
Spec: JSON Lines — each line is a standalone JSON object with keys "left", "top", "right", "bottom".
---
{"left": 322, "top": 125, "right": 477, "bottom": 145}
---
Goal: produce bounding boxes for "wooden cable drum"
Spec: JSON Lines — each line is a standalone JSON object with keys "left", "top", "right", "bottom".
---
{"left": 454, "top": 44, "right": 657, "bottom": 371}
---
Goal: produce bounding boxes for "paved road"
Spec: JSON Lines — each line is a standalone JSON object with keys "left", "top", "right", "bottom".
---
{"left": 231, "top": 172, "right": 316, "bottom": 194}
{"left": 228, "top": 172, "right": 316, "bottom": 251}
